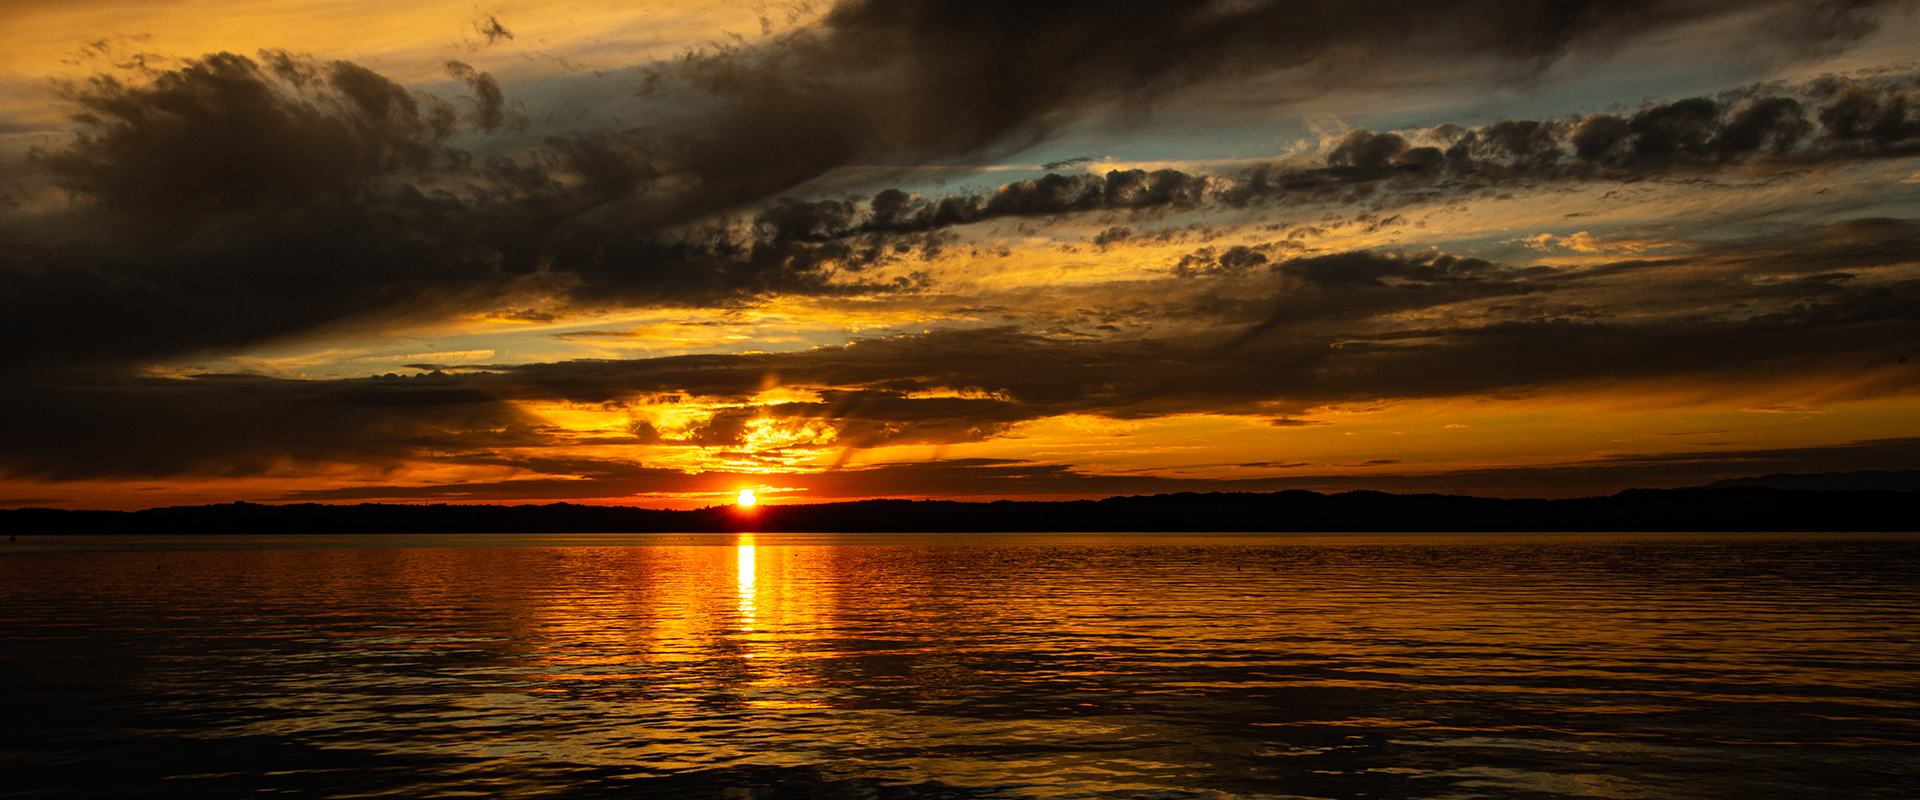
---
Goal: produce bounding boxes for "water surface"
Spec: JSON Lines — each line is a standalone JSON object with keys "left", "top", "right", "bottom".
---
{"left": 3, "top": 532, "right": 1917, "bottom": 798}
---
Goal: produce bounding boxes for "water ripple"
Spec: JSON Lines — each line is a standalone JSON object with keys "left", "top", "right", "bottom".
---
{"left": 3, "top": 533, "right": 1917, "bottom": 798}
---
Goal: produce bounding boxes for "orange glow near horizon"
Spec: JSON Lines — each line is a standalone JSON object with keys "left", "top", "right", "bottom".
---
{"left": 1, "top": 387, "right": 1916, "bottom": 510}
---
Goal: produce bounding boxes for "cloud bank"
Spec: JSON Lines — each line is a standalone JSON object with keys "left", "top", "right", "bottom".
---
{"left": 2, "top": 0, "right": 1917, "bottom": 504}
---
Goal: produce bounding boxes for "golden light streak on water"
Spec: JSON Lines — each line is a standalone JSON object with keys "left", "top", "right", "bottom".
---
{"left": 736, "top": 536, "right": 756, "bottom": 637}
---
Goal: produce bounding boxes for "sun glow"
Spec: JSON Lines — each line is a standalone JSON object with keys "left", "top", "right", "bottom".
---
{"left": 736, "top": 489, "right": 758, "bottom": 507}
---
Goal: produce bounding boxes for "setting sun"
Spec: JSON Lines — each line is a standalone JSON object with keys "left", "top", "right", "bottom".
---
{"left": 736, "top": 489, "right": 758, "bottom": 507}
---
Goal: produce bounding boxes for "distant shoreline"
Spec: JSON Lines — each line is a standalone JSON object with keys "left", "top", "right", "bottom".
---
{"left": 4, "top": 486, "right": 1915, "bottom": 534}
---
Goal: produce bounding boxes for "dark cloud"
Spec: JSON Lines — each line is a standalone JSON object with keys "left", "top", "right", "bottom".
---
{"left": 9, "top": 19, "right": 1917, "bottom": 380}
{"left": 1571, "top": 113, "right": 1635, "bottom": 161}
{"left": 714, "top": 78, "right": 1920, "bottom": 255}
{"left": 444, "top": 61, "right": 516, "bottom": 134}
{"left": 474, "top": 16, "right": 514, "bottom": 46}
{"left": 1815, "top": 80, "right": 1920, "bottom": 143}
{"left": 1626, "top": 97, "right": 1723, "bottom": 158}
{"left": 1557, "top": 95, "right": 1819, "bottom": 165}
{"left": 36, "top": 52, "right": 459, "bottom": 211}
{"left": 1173, "top": 244, "right": 1274, "bottom": 279}
{"left": 8, "top": 53, "right": 500, "bottom": 370}
{"left": 3, "top": 52, "right": 921, "bottom": 373}
{"left": 0, "top": 370, "right": 547, "bottom": 481}
{"left": 1041, "top": 156, "right": 1096, "bottom": 170}
{"left": 1278, "top": 249, "right": 1499, "bottom": 288}
{"left": 1091, "top": 226, "right": 1134, "bottom": 248}
{"left": 672, "top": 0, "right": 1887, "bottom": 160}
{"left": 755, "top": 168, "right": 1211, "bottom": 244}
{"left": 1293, "top": 81, "right": 1920, "bottom": 190}
{"left": 1328, "top": 129, "right": 1413, "bottom": 172}
{"left": 1713, "top": 96, "right": 1816, "bottom": 153}
{"left": 557, "top": 71, "right": 1920, "bottom": 280}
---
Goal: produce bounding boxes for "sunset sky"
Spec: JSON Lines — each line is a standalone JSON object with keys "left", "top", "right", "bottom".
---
{"left": 3, "top": 0, "right": 1917, "bottom": 510}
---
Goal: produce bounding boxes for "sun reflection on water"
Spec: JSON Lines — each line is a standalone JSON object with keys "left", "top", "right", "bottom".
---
{"left": 736, "top": 536, "right": 756, "bottom": 637}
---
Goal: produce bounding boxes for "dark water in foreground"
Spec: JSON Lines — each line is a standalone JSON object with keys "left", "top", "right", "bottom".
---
{"left": 2, "top": 532, "right": 1917, "bottom": 799}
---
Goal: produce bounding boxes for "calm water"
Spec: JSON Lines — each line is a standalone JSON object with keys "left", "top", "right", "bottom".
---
{"left": 2, "top": 532, "right": 1917, "bottom": 799}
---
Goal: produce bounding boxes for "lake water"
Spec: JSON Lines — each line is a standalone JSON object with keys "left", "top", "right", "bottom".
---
{"left": 2, "top": 532, "right": 1917, "bottom": 799}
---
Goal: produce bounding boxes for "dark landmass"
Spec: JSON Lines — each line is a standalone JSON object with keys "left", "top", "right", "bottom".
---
{"left": 3, "top": 485, "right": 1915, "bottom": 534}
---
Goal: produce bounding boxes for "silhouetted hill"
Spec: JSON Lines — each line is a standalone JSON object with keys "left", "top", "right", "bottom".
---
{"left": 3, "top": 487, "right": 1915, "bottom": 534}
{"left": 1701, "top": 470, "right": 1920, "bottom": 492}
